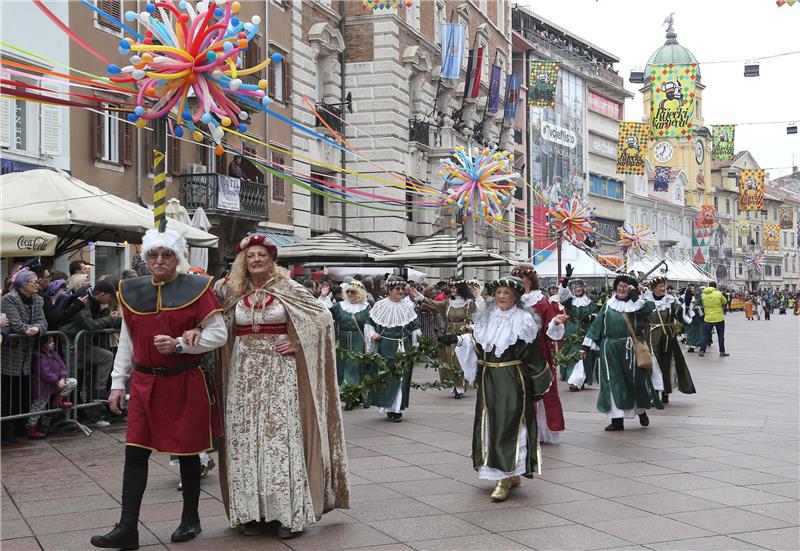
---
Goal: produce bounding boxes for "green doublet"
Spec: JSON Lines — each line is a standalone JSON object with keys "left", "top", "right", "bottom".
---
{"left": 368, "top": 318, "right": 421, "bottom": 409}
{"left": 585, "top": 300, "right": 664, "bottom": 415}
{"left": 328, "top": 303, "right": 371, "bottom": 386}
{"left": 561, "top": 294, "right": 599, "bottom": 383}
{"left": 648, "top": 299, "right": 696, "bottom": 395}
{"left": 472, "top": 338, "right": 552, "bottom": 478}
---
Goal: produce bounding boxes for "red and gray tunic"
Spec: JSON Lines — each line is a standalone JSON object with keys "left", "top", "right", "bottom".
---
{"left": 115, "top": 273, "right": 224, "bottom": 455}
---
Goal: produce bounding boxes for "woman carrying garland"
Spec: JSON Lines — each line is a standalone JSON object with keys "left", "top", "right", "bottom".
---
{"left": 445, "top": 276, "right": 566, "bottom": 502}
{"left": 645, "top": 276, "right": 696, "bottom": 404}
{"left": 512, "top": 264, "right": 565, "bottom": 444}
{"left": 320, "top": 280, "right": 371, "bottom": 408}
{"left": 682, "top": 285, "right": 705, "bottom": 353}
{"left": 215, "top": 234, "right": 349, "bottom": 538}
{"left": 364, "top": 276, "right": 421, "bottom": 422}
{"left": 409, "top": 279, "right": 477, "bottom": 399}
{"left": 581, "top": 274, "right": 664, "bottom": 431}
{"left": 557, "top": 264, "right": 599, "bottom": 391}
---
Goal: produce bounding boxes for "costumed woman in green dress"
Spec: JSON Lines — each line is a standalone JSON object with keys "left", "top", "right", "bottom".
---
{"left": 682, "top": 285, "right": 705, "bottom": 353}
{"left": 645, "top": 276, "right": 696, "bottom": 405}
{"left": 409, "top": 279, "right": 478, "bottom": 399}
{"left": 446, "top": 276, "right": 567, "bottom": 501}
{"left": 364, "top": 276, "right": 421, "bottom": 422}
{"left": 320, "top": 280, "right": 371, "bottom": 408}
{"left": 581, "top": 274, "right": 664, "bottom": 431}
{"left": 557, "top": 264, "right": 599, "bottom": 391}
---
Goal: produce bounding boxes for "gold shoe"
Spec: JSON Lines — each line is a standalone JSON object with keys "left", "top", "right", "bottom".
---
{"left": 490, "top": 476, "right": 521, "bottom": 501}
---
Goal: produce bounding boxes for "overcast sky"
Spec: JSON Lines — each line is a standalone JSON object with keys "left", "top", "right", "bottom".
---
{"left": 518, "top": 0, "right": 800, "bottom": 179}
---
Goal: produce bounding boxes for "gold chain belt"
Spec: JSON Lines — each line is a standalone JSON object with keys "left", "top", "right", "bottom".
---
{"left": 478, "top": 360, "right": 523, "bottom": 368}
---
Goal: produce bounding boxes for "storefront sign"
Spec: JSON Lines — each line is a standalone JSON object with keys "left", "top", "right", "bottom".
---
{"left": 589, "top": 134, "right": 617, "bottom": 159}
{"left": 588, "top": 91, "right": 622, "bottom": 120}
{"left": 594, "top": 217, "right": 624, "bottom": 242}
{"left": 217, "top": 175, "right": 241, "bottom": 211}
{"left": 540, "top": 121, "right": 577, "bottom": 149}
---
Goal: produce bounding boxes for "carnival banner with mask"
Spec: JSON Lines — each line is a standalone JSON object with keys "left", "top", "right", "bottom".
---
{"left": 616, "top": 122, "right": 650, "bottom": 175}
{"left": 528, "top": 61, "right": 559, "bottom": 108}
{"left": 712, "top": 125, "right": 735, "bottom": 160}
{"left": 779, "top": 206, "right": 794, "bottom": 229}
{"left": 654, "top": 166, "right": 670, "bottom": 191}
{"left": 700, "top": 206, "right": 716, "bottom": 228}
{"left": 763, "top": 224, "right": 781, "bottom": 251}
{"left": 738, "top": 169, "right": 765, "bottom": 211}
{"left": 649, "top": 63, "right": 698, "bottom": 139}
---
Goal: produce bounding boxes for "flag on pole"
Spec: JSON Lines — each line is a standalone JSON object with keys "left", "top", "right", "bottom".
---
{"left": 440, "top": 23, "right": 466, "bottom": 80}
{"left": 487, "top": 64, "right": 502, "bottom": 113}
{"left": 503, "top": 73, "right": 522, "bottom": 119}
{"left": 463, "top": 47, "right": 484, "bottom": 99}
{"left": 152, "top": 149, "right": 167, "bottom": 232}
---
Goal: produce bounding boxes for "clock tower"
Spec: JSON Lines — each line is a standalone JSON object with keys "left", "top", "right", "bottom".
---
{"left": 640, "top": 16, "right": 712, "bottom": 208}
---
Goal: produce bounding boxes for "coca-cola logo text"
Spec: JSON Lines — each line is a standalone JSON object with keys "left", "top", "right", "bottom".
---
{"left": 16, "top": 236, "right": 51, "bottom": 251}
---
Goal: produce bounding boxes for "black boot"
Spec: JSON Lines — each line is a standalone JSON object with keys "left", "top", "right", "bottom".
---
{"left": 661, "top": 392, "right": 669, "bottom": 404}
{"left": 171, "top": 518, "right": 202, "bottom": 543}
{"left": 639, "top": 412, "right": 650, "bottom": 427}
{"left": 90, "top": 523, "right": 139, "bottom": 550}
{"left": 605, "top": 418, "right": 624, "bottom": 431}
{"left": 392, "top": 412, "right": 403, "bottom": 423}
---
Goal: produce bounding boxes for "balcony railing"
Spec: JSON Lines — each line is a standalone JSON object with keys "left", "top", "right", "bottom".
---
{"left": 409, "top": 119, "right": 431, "bottom": 146}
{"left": 179, "top": 173, "right": 268, "bottom": 220}
{"left": 315, "top": 102, "right": 344, "bottom": 134}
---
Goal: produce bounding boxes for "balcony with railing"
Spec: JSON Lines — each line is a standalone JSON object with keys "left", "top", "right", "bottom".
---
{"left": 179, "top": 173, "right": 268, "bottom": 221}
{"left": 408, "top": 119, "right": 431, "bottom": 147}
{"left": 315, "top": 102, "right": 344, "bottom": 135}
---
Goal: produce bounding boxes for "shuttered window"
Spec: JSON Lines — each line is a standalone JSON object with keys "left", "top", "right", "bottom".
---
{"left": 271, "top": 151, "right": 285, "bottom": 201}
{"left": 267, "top": 47, "right": 290, "bottom": 104}
{"left": 96, "top": 0, "right": 123, "bottom": 33}
{"left": 169, "top": 133, "right": 181, "bottom": 175}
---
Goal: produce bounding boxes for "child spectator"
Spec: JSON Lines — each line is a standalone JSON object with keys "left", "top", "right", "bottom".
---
{"left": 27, "top": 337, "right": 77, "bottom": 439}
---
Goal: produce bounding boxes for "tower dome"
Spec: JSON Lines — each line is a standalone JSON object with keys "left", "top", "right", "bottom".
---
{"left": 646, "top": 14, "right": 701, "bottom": 80}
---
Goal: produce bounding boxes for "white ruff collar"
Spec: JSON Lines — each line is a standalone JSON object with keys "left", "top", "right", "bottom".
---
{"left": 474, "top": 306, "right": 538, "bottom": 356}
{"left": 340, "top": 301, "right": 368, "bottom": 314}
{"left": 571, "top": 295, "right": 592, "bottom": 307}
{"left": 449, "top": 297, "right": 471, "bottom": 308}
{"left": 369, "top": 297, "right": 418, "bottom": 328}
{"left": 607, "top": 296, "right": 646, "bottom": 313}
{"left": 521, "top": 290, "right": 544, "bottom": 308}
{"left": 651, "top": 293, "right": 676, "bottom": 311}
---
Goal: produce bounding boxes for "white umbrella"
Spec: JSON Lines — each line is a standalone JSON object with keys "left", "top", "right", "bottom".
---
{"left": 0, "top": 169, "right": 218, "bottom": 254}
{"left": 189, "top": 207, "right": 212, "bottom": 271}
{"left": 533, "top": 241, "right": 617, "bottom": 278}
{"left": 0, "top": 220, "right": 57, "bottom": 257}
{"left": 165, "top": 198, "right": 191, "bottom": 225}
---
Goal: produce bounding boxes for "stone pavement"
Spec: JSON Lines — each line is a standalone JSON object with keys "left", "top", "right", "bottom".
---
{"left": 2, "top": 312, "right": 798, "bottom": 551}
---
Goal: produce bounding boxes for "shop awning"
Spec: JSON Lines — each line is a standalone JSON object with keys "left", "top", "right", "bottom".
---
{"left": 372, "top": 234, "right": 515, "bottom": 267}
{"left": 0, "top": 220, "right": 57, "bottom": 257}
{"left": 278, "top": 231, "right": 391, "bottom": 266}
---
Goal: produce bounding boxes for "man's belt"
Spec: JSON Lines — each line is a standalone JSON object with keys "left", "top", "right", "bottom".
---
{"left": 235, "top": 323, "right": 288, "bottom": 336}
{"left": 478, "top": 360, "right": 523, "bottom": 368}
{"left": 134, "top": 362, "right": 200, "bottom": 376}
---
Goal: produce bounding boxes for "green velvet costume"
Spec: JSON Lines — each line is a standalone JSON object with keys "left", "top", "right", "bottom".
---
{"left": 584, "top": 297, "right": 664, "bottom": 418}
{"left": 327, "top": 302, "right": 371, "bottom": 386}
{"left": 684, "top": 304, "right": 705, "bottom": 348}
{"left": 648, "top": 295, "right": 696, "bottom": 396}
{"left": 559, "top": 287, "right": 599, "bottom": 384}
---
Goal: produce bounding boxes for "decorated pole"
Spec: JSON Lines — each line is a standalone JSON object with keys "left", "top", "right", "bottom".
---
{"left": 456, "top": 221, "right": 465, "bottom": 280}
{"left": 153, "top": 149, "right": 167, "bottom": 232}
{"left": 556, "top": 230, "right": 563, "bottom": 282}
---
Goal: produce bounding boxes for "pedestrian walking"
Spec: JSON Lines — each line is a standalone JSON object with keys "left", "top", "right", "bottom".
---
{"left": 698, "top": 282, "right": 729, "bottom": 358}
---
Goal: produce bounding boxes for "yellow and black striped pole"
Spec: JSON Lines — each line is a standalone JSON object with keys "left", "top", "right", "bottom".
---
{"left": 152, "top": 149, "right": 167, "bottom": 232}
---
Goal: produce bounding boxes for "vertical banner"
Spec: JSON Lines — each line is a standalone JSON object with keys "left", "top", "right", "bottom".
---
{"left": 738, "top": 169, "right": 765, "bottom": 211}
{"left": 763, "top": 224, "right": 781, "bottom": 251}
{"left": 503, "top": 73, "right": 522, "bottom": 119}
{"left": 654, "top": 166, "right": 671, "bottom": 191}
{"left": 649, "top": 63, "right": 698, "bottom": 139}
{"left": 797, "top": 219, "right": 800, "bottom": 247}
{"left": 616, "top": 122, "right": 650, "bottom": 175}
{"left": 528, "top": 61, "right": 559, "bottom": 108}
{"left": 692, "top": 214, "right": 710, "bottom": 267}
{"left": 700, "top": 206, "right": 716, "bottom": 228}
{"left": 487, "top": 64, "right": 502, "bottom": 113}
{"left": 217, "top": 175, "right": 241, "bottom": 211}
{"left": 440, "top": 23, "right": 466, "bottom": 80}
{"left": 778, "top": 206, "right": 794, "bottom": 229}
{"left": 152, "top": 149, "right": 167, "bottom": 232}
{"left": 463, "top": 47, "right": 484, "bottom": 99}
{"left": 712, "top": 125, "right": 735, "bottom": 160}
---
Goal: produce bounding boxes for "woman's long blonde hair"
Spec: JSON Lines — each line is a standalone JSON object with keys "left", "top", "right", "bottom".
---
{"left": 223, "top": 248, "right": 289, "bottom": 311}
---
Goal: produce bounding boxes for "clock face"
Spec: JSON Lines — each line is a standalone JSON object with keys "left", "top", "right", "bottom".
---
{"left": 653, "top": 141, "right": 673, "bottom": 163}
{"left": 695, "top": 139, "right": 705, "bottom": 165}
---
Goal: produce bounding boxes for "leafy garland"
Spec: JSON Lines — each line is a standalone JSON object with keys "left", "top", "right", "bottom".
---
{"left": 336, "top": 335, "right": 464, "bottom": 408}
{"left": 553, "top": 332, "right": 584, "bottom": 372}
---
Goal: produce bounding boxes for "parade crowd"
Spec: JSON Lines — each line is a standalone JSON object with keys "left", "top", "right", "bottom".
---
{"left": 2, "top": 231, "right": 799, "bottom": 549}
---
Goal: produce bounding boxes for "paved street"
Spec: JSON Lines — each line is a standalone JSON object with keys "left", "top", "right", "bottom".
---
{"left": 2, "top": 312, "right": 798, "bottom": 551}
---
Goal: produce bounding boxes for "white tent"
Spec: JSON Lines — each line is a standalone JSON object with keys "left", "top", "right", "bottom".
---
{"left": 0, "top": 220, "right": 57, "bottom": 257}
{"left": 628, "top": 256, "right": 713, "bottom": 284}
{"left": 0, "top": 169, "right": 218, "bottom": 255}
{"left": 375, "top": 234, "right": 514, "bottom": 267}
{"left": 533, "top": 241, "right": 617, "bottom": 278}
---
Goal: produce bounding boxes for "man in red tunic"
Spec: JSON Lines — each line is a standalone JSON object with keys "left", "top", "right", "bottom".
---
{"left": 91, "top": 228, "right": 226, "bottom": 550}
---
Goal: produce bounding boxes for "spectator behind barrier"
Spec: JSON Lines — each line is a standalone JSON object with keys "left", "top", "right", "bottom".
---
{"left": 27, "top": 336, "right": 78, "bottom": 439}
{"left": 60, "top": 279, "right": 121, "bottom": 427}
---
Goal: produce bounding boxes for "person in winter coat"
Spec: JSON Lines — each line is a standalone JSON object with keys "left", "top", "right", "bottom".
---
{"left": 699, "top": 282, "right": 729, "bottom": 357}
{"left": 27, "top": 337, "right": 77, "bottom": 438}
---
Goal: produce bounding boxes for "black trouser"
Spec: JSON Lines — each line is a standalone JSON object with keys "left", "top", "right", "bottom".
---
{"left": 700, "top": 320, "right": 725, "bottom": 354}
{"left": 120, "top": 446, "right": 201, "bottom": 528}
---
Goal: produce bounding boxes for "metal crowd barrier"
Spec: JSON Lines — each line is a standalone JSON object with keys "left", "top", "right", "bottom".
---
{"left": 1, "top": 328, "right": 120, "bottom": 439}
{"left": 418, "top": 311, "right": 444, "bottom": 339}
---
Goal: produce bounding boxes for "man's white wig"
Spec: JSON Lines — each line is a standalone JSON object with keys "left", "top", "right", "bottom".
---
{"left": 141, "top": 228, "right": 190, "bottom": 273}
